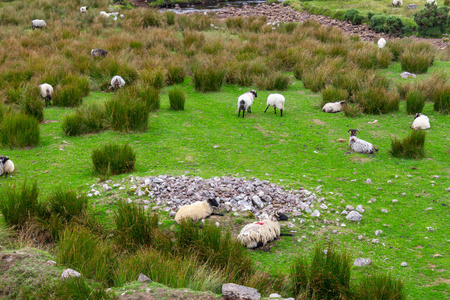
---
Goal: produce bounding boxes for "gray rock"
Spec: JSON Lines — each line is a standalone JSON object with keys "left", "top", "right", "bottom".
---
{"left": 341, "top": 210, "right": 349, "bottom": 215}
{"left": 358, "top": 235, "right": 364, "bottom": 240}
{"left": 407, "top": 4, "right": 417, "bottom": 9}
{"left": 375, "top": 230, "right": 383, "bottom": 236}
{"left": 401, "top": 71, "right": 416, "bottom": 78}
{"left": 61, "top": 268, "right": 81, "bottom": 279}
{"left": 381, "top": 209, "right": 388, "bottom": 213}
{"left": 354, "top": 258, "right": 372, "bottom": 267}
{"left": 252, "top": 195, "right": 264, "bottom": 209}
{"left": 392, "top": 199, "right": 398, "bottom": 203}
{"left": 433, "top": 254, "right": 442, "bottom": 258}
{"left": 46, "top": 260, "right": 57, "bottom": 265}
{"left": 222, "top": 283, "right": 261, "bottom": 300}
{"left": 269, "top": 293, "right": 282, "bottom": 298}
{"left": 319, "top": 204, "right": 328, "bottom": 210}
{"left": 400, "top": 262, "right": 408, "bottom": 267}
{"left": 365, "top": 179, "right": 372, "bottom": 184}
{"left": 356, "top": 205, "right": 364, "bottom": 213}
{"left": 137, "top": 273, "right": 152, "bottom": 283}
{"left": 346, "top": 205, "right": 355, "bottom": 211}
{"left": 311, "top": 210, "right": 321, "bottom": 217}
{"left": 372, "top": 239, "right": 379, "bottom": 244}
{"left": 346, "top": 211, "right": 363, "bottom": 222}
{"left": 103, "top": 184, "right": 112, "bottom": 192}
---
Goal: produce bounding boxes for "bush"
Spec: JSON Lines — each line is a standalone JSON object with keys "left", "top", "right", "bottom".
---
{"left": 105, "top": 92, "right": 149, "bottom": 132}
{"left": 192, "top": 63, "right": 226, "bottom": 92}
{"left": 141, "top": 68, "right": 165, "bottom": 89}
{"left": 48, "top": 188, "right": 88, "bottom": 223}
{"left": 385, "top": 16, "right": 405, "bottom": 37}
{"left": 166, "top": 64, "right": 186, "bottom": 85}
{"left": 165, "top": 11, "right": 176, "bottom": 26}
{"left": 414, "top": 4, "right": 450, "bottom": 37}
{"left": 62, "top": 113, "right": 83, "bottom": 136}
{"left": 20, "top": 86, "right": 45, "bottom": 122}
{"left": 406, "top": 90, "right": 426, "bottom": 114}
{"left": 321, "top": 86, "right": 349, "bottom": 107}
{"left": 0, "top": 181, "right": 41, "bottom": 228}
{"left": 91, "top": 143, "right": 136, "bottom": 176}
{"left": 354, "top": 87, "right": 399, "bottom": 114}
{"left": 137, "top": 86, "right": 160, "bottom": 111}
{"left": 255, "top": 72, "right": 290, "bottom": 90}
{"left": 355, "top": 273, "right": 406, "bottom": 300}
{"left": 75, "top": 102, "right": 107, "bottom": 133}
{"left": 433, "top": 84, "right": 450, "bottom": 113}
{"left": 345, "top": 9, "right": 364, "bottom": 25}
{"left": 343, "top": 103, "right": 363, "bottom": 117}
{"left": 0, "top": 112, "right": 40, "bottom": 148}
{"left": 370, "top": 15, "right": 387, "bottom": 33}
{"left": 169, "top": 87, "right": 186, "bottom": 110}
{"left": 5, "top": 87, "right": 23, "bottom": 104}
{"left": 377, "top": 48, "right": 393, "bottom": 68}
{"left": 390, "top": 130, "right": 425, "bottom": 159}
{"left": 52, "top": 84, "right": 84, "bottom": 107}
{"left": 400, "top": 50, "right": 434, "bottom": 74}
{"left": 331, "top": 10, "right": 346, "bottom": 21}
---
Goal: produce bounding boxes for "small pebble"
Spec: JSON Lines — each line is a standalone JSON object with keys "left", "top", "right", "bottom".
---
{"left": 381, "top": 209, "right": 388, "bottom": 213}
{"left": 375, "top": 230, "right": 383, "bottom": 236}
{"left": 400, "top": 262, "right": 408, "bottom": 267}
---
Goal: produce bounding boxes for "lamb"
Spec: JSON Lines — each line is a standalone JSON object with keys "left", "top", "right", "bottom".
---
{"left": 411, "top": 113, "right": 430, "bottom": 130}
{"left": 174, "top": 198, "right": 221, "bottom": 224}
{"left": 377, "top": 38, "right": 386, "bottom": 49}
{"left": 348, "top": 129, "right": 378, "bottom": 154}
{"left": 80, "top": 6, "right": 87, "bottom": 13}
{"left": 392, "top": 0, "right": 403, "bottom": 6}
{"left": 31, "top": 20, "right": 47, "bottom": 30}
{"left": 237, "top": 212, "right": 291, "bottom": 249}
{"left": 264, "top": 93, "right": 285, "bottom": 117}
{"left": 91, "top": 49, "right": 109, "bottom": 58}
{"left": 108, "top": 75, "right": 125, "bottom": 91}
{"left": 0, "top": 156, "right": 14, "bottom": 178}
{"left": 39, "top": 83, "right": 53, "bottom": 107}
{"left": 426, "top": 0, "right": 438, "bottom": 5}
{"left": 322, "top": 100, "right": 346, "bottom": 113}
{"left": 237, "top": 90, "right": 257, "bottom": 118}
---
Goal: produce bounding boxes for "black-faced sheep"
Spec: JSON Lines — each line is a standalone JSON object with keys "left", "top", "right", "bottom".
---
{"left": 80, "top": 6, "right": 87, "bottom": 13}
{"left": 238, "top": 90, "right": 257, "bottom": 118}
{"left": 174, "top": 198, "right": 221, "bottom": 224}
{"left": 392, "top": 0, "right": 403, "bottom": 6}
{"left": 0, "top": 156, "right": 14, "bottom": 178}
{"left": 411, "top": 113, "right": 430, "bottom": 130}
{"left": 39, "top": 83, "right": 53, "bottom": 107}
{"left": 322, "top": 100, "right": 346, "bottom": 113}
{"left": 31, "top": 20, "right": 47, "bottom": 30}
{"left": 264, "top": 93, "right": 285, "bottom": 117}
{"left": 237, "top": 212, "right": 291, "bottom": 249}
{"left": 91, "top": 49, "right": 109, "bottom": 58}
{"left": 108, "top": 76, "right": 125, "bottom": 91}
{"left": 348, "top": 129, "right": 378, "bottom": 154}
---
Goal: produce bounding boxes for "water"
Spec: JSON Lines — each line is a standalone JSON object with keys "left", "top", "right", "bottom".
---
{"left": 159, "top": 0, "right": 266, "bottom": 14}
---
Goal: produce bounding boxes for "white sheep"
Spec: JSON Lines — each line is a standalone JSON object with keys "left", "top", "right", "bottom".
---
{"left": 0, "top": 156, "right": 14, "bottom": 178}
{"left": 237, "top": 90, "right": 257, "bottom": 118}
{"left": 377, "top": 38, "right": 386, "bottom": 49}
{"left": 174, "top": 198, "right": 221, "bottom": 224}
{"left": 348, "top": 129, "right": 378, "bottom": 154}
{"left": 99, "top": 11, "right": 110, "bottom": 17}
{"left": 411, "top": 113, "right": 430, "bottom": 130}
{"left": 392, "top": 0, "right": 403, "bottom": 6}
{"left": 322, "top": 100, "right": 346, "bottom": 113}
{"left": 80, "top": 6, "right": 87, "bottom": 13}
{"left": 426, "top": 0, "right": 438, "bottom": 5}
{"left": 91, "top": 49, "right": 109, "bottom": 58}
{"left": 237, "top": 212, "right": 291, "bottom": 249}
{"left": 109, "top": 75, "right": 125, "bottom": 91}
{"left": 39, "top": 83, "right": 53, "bottom": 107}
{"left": 31, "top": 20, "right": 47, "bottom": 30}
{"left": 264, "top": 93, "right": 285, "bottom": 117}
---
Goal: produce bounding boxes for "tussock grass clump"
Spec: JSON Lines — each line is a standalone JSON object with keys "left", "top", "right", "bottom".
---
{"left": 142, "top": 9, "right": 162, "bottom": 28}
{"left": 192, "top": 63, "right": 226, "bottom": 92}
{"left": 47, "top": 277, "right": 114, "bottom": 300}
{"left": 75, "top": 102, "right": 107, "bottom": 133}
{"left": 0, "top": 112, "right": 40, "bottom": 148}
{"left": 401, "top": 49, "right": 434, "bottom": 74}
{"left": 136, "top": 85, "right": 160, "bottom": 111}
{"left": 91, "top": 143, "right": 136, "bottom": 176}
{"left": 52, "top": 84, "right": 84, "bottom": 107}
{"left": 115, "top": 201, "right": 159, "bottom": 251}
{"left": 291, "top": 244, "right": 351, "bottom": 300}
{"left": 390, "top": 130, "right": 425, "bottom": 159}
{"left": 141, "top": 68, "right": 165, "bottom": 89}
{"left": 406, "top": 90, "right": 426, "bottom": 114}
{"left": 343, "top": 103, "right": 363, "bottom": 117}
{"left": 48, "top": 188, "right": 88, "bottom": 223}
{"left": 354, "top": 273, "right": 406, "bottom": 300}
{"left": 354, "top": 87, "right": 399, "bottom": 114}
{"left": 256, "top": 72, "right": 290, "bottom": 90}
{"left": 302, "top": 68, "right": 328, "bottom": 93}
{"left": 0, "top": 181, "right": 41, "bottom": 228}
{"left": 433, "top": 85, "right": 450, "bottom": 113}
{"left": 20, "top": 85, "right": 44, "bottom": 122}
{"left": 5, "top": 87, "right": 23, "bottom": 104}
{"left": 377, "top": 48, "right": 393, "bottom": 68}
{"left": 106, "top": 92, "right": 149, "bottom": 132}
{"left": 166, "top": 64, "right": 186, "bottom": 85}
{"left": 321, "top": 86, "right": 349, "bottom": 106}
{"left": 62, "top": 113, "right": 83, "bottom": 136}
{"left": 62, "top": 74, "right": 90, "bottom": 97}
{"left": 169, "top": 87, "right": 186, "bottom": 110}
{"left": 348, "top": 45, "right": 378, "bottom": 69}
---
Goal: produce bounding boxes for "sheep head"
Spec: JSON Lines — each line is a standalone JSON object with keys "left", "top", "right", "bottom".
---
{"left": 340, "top": 100, "right": 347, "bottom": 105}
{"left": 348, "top": 129, "right": 359, "bottom": 136}
{"left": 274, "top": 212, "right": 288, "bottom": 221}
{"left": 249, "top": 90, "right": 257, "bottom": 98}
{"left": 207, "top": 198, "right": 220, "bottom": 208}
{"left": 414, "top": 113, "right": 423, "bottom": 119}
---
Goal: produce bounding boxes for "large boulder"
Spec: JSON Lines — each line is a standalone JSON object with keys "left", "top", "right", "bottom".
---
{"left": 222, "top": 283, "right": 261, "bottom": 300}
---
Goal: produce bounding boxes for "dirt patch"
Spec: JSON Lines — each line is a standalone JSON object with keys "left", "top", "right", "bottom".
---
{"left": 312, "top": 119, "right": 326, "bottom": 125}
{"left": 423, "top": 277, "right": 450, "bottom": 287}
{"left": 350, "top": 157, "right": 371, "bottom": 163}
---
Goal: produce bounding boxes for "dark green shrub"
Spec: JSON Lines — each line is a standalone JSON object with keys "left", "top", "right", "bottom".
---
{"left": 321, "top": 86, "right": 349, "bottom": 107}
{"left": 169, "top": 87, "right": 186, "bottom": 110}
{"left": 345, "top": 9, "right": 364, "bottom": 25}
{"left": 115, "top": 200, "right": 159, "bottom": 251}
{"left": 385, "top": 16, "right": 405, "bottom": 37}
{"left": 91, "top": 143, "right": 136, "bottom": 175}
{"left": 406, "top": 90, "right": 426, "bottom": 114}
{"left": 433, "top": 85, "right": 450, "bottom": 113}
{"left": 390, "top": 130, "right": 425, "bottom": 159}
{"left": 105, "top": 91, "right": 149, "bottom": 132}
{"left": 166, "top": 65, "right": 186, "bottom": 85}
{"left": 192, "top": 63, "right": 226, "bottom": 92}
{"left": 400, "top": 50, "right": 434, "bottom": 73}
{"left": 62, "top": 113, "right": 83, "bottom": 136}
{"left": 53, "top": 84, "right": 84, "bottom": 107}
{"left": 331, "top": 10, "right": 346, "bottom": 21}
{"left": 0, "top": 112, "right": 40, "bottom": 148}
{"left": 370, "top": 15, "right": 387, "bottom": 33}
{"left": 355, "top": 87, "right": 399, "bottom": 114}
{"left": 0, "top": 181, "right": 41, "bottom": 228}
{"left": 48, "top": 188, "right": 88, "bottom": 223}
{"left": 414, "top": 4, "right": 450, "bottom": 37}
{"left": 255, "top": 72, "right": 290, "bottom": 90}
{"left": 355, "top": 273, "right": 406, "bottom": 300}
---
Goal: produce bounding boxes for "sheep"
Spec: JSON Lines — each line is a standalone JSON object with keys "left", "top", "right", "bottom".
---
{"left": 237, "top": 212, "right": 291, "bottom": 249}
{"left": 174, "top": 198, "right": 221, "bottom": 224}
{"left": 322, "top": 100, "right": 346, "bottom": 113}
{"left": 348, "top": 129, "right": 379, "bottom": 154}
{"left": 39, "top": 83, "right": 53, "bottom": 107}
{"left": 264, "top": 93, "right": 285, "bottom": 117}
{"left": 80, "top": 6, "right": 87, "bottom": 13}
{"left": 91, "top": 49, "right": 109, "bottom": 58}
{"left": 99, "top": 11, "right": 110, "bottom": 17}
{"left": 377, "top": 38, "right": 386, "bottom": 49}
{"left": 108, "top": 75, "right": 125, "bottom": 91}
{"left": 31, "top": 19, "right": 47, "bottom": 30}
{"left": 411, "top": 113, "right": 430, "bottom": 130}
{"left": 237, "top": 90, "right": 257, "bottom": 118}
{"left": 0, "top": 156, "right": 14, "bottom": 178}
{"left": 0, "top": 158, "right": 3, "bottom": 177}
{"left": 392, "top": 0, "right": 403, "bottom": 6}
{"left": 426, "top": 0, "right": 438, "bottom": 5}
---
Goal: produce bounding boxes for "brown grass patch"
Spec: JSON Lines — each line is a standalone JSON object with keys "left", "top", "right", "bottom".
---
{"left": 312, "top": 119, "right": 326, "bottom": 125}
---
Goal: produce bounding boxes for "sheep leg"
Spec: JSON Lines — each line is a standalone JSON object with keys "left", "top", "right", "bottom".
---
{"left": 238, "top": 109, "right": 241, "bottom": 117}
{"left": 280, "top": 109, "right": 283, "bottom": 117}
{"left": 211, "top": 212, "right": 224, "bottom": 216}
{"left": 4, "top": 172, "right": 8, "bottom": 178}
{"left": 264, "top": 105, "right": 270, "bottom": 113}
{"left": 248, "top": 107, "right": 251, "bottom": 113}
{"left": 274, "top": 107, "right": 277, "bottom": 114}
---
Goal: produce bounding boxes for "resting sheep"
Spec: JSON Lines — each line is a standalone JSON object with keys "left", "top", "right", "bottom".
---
{"left": 174, "top": 198, "right": 221, "bottom": 224}
{"left": 348, "top": 129, "right": 378, "bottom": 154}
{"left": 238, "top": 90, "right": 257, "bottom": 118}
{"left": 377, "top": 38, "right": 386, "bottom": 49}
{"left": 31, "top": 20, "right": 47, "bottom": 30}
{"left": 108, "top": 75, "right": 125, "bottom": 91}
{"left": 100, "top": 11, "right": 110, "bottom": 17}
{"left": 411, "top": 113, "right": 430, "bottom": 130}
{"left": 322, "top": 100, "right": 346, "bottom": 113}
{"left": 39, "top": 83, "right": 53, "bottom": 107}
{"left": 426, "top": 0, "right": 437, "bottom": 5}
{"left": 237, "top": 212, "right": 291, "bottom": 249}
{"left": 80, "top": 6, "right": 87, "bottom": 13}
{"left": 264, "top": 94, "right": 285, "bottom": 117}
{"left": 0, "top": 156, "right": 14, "bottom": 178}
{"left": 392, "top": 0, "right": 403, "bottom": 6}
{"left": 91, "top": 49, "right": 109, "bottom": 58}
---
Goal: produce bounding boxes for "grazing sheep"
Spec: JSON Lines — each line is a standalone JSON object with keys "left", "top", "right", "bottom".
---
{"left": 108, "top": 75, "right": 125, "bottom": 91}
{"left": 39, "top": 83, "right": 53, "bottom": 107}
{"left": 0, "top": 158, "right": 3, "bottom": 177}
{"left": 392, "top": 0, "right": 403, "bottom": 6}
{"left": 377, "top": 38, "right": 386, "bottom": 49}
{"left": 237, "top": 212, "right": 291, "bottom": 249}
{"left": 91, "top": 49, "right": 109, "bottom": 58}
{"left": 322, "top": 100, "right": 346, "bottom": 113}
{"left": 175, "top": 198, "right": 221, "bottom": 224}
{"left": 264, "top": 93, "right": 285, "bottom": 117}
{"left": 426, "top": 0, "right": 437, "bottom": 5}
{"left": 80, "top": 6, "right": 87, "bottom": 13}
{"left": 31, "top": 19, "right": 47, "bottom": 30}
{"left": 237, "top": 90, "right": 257, "bottom": 118}
{"left": 411, "top": 113, "right": 430, "bottom": 130}
{"left": 348, "top": 129, "right": 378, "bottom": 154}
{"left": 0, "top": 156, "right": 14, "bottom": 178}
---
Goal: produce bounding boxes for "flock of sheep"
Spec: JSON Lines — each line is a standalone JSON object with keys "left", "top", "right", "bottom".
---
{"left": 392, "top": 0, "right": 437, "bottom": 6}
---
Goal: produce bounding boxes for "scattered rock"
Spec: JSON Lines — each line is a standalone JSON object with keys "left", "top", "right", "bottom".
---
{"left": 46, "top": 260, "right": 57, "bottom": 266}
{"left": 354, "top": 258, "right": 372, "bottom": 267}
{"left": 400, "top": 71, "right": 416, "bottom": 78}
{"left": 137, "top": 273, "right": 152, "bottom": 283}
{"left": 358, "top": 235, "right": 364, "bottom": 240}
{"left": 392, "top": 199, "right": 398, "bottom": 203}
{"left": 365, "top": 179, "right": 372, "bottom": 184}
{"left": 372, "top": 239, "right": 379, "bottom": 244}
{"left": 269, "top": 293, "right": 282, "bottom": 298}
{"left": 400, "top": 262, "right": 408, "bottom": 267}
{"left": 375, "top": 230, "right": 383, "bottom": 236}
{"left": 407, "top": 4, "right": 417, "bottom": 9}
{"left": 356, "top": 205, "right": 364, "bottom": 213}
{"left": 346, "top": 205, "right": 355, "bottom": 211}
{"left": 222, "top": 283, "right": 261, "bottom": 300}
{"left": 433, "top": 254, "right": 442, "bottom": 258}
{"left": 311, "top": 210, "right": 321, "bottom": 217}
{"left": 381, "top": 209, "right": 388, "bottom": 213}
{"left": 61, "top": 268, "right": 81, "bottom": 279}
{"left": 346, "top": 211, "right": 363, "bottom": 222}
